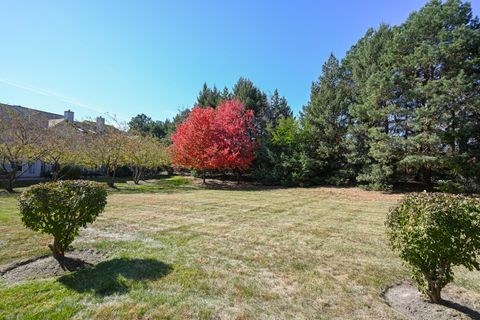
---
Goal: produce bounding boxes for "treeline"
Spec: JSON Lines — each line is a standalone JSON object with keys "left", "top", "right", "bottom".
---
{"left": 300, "top": 0, "right": 480, "bottom": 191}
{"left": 135, "top": 0, "right": 479, "bottom": 192}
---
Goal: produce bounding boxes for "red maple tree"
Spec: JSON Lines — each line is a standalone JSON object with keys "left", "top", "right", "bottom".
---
{"left": 171, "top": 107, "right": 217, "bottom": 183}
{"left": 171, "top": 100, "right": 256, "bottom": 183}
{"left": 212, "top": 100, "right": 256, "bottom": 173}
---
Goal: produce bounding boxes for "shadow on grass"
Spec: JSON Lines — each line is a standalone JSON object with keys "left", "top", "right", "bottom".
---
{"left": 440, "top": 299, "right": 480, "bottom": 319}
{"left": 198, "top": 180, "right": 282, "bottom": 192}
{"left": 55, "top": 256, "right": 94, "bottom": 272}
{"left": 58, "top": 258, "right": 172, "bottom": 296}
{"left": 108, "top": 176, "right": 198, "bottom": 194}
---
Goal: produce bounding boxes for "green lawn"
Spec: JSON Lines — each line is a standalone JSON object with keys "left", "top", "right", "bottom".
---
{"left": 1, "top": 177, "right": 479, "bottom": 319}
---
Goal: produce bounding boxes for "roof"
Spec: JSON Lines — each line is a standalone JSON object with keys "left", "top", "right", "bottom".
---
{"left": 0, "top": 103, "right": 64, "bottom": 128}
{"left": 0, "top": 103, "right": 63, "bottom": 120}
{"left": 0, "top": 102, "right": 119, "bottom": 134}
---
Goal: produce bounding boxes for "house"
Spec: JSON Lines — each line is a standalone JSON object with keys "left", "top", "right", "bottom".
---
{"left": 0, "top": 103, "right": 106, "bottom": 179}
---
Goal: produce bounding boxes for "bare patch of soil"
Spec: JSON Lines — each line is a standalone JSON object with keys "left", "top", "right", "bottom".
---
{"left": 383, "top": 282, "right": 480, "bottom": 320}
{"left": 0, "top": 249, "right": 108, "bottom": 283}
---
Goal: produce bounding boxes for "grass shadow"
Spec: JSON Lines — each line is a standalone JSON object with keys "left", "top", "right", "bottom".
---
{"left": 110, "top": 176, "right": 198, "bottom": 194}
{"left": 58, "top": 258, "right": 172, "bottom": 296}
{"left": 440, "top": 299, "right": 480, "bottom": 319}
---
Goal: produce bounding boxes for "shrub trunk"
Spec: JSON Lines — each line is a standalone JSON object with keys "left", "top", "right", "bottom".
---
{"left": 427, "top": 281, "right": 442, "bottom": 303}
{"left": 48, "top": 237, "right": 65, "bottom": 259}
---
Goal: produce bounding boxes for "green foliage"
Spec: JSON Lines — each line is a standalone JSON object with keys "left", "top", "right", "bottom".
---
{"left": 58, "top": 165, "right": 83, "bottom": 180}
{"left": 196, "top": 83, "right": 224, "bottom": 108}
{"left": 233, "top": 77, "right": 270, "bottom": 134}
{"left": 128, "top": 113, "right": 175, "bottom": 142}
{"left": 434, "top": 180, "right": 465, "bottom": 194}
{"left": 253, "top": 117, "right": 318, "bottom": 186}
{"left": 386, "top": 192, "right": 480, "bottom": 302}
{"left": 270, "top": 89, "right": 293, "bottom": 127}
{"left": 301, "top": 54, "right": 352, "bottom": 185}
{"left": 298, "top": 0, "right": 480, "bottom": 191}
{"left": 19, "top": 180, "right": 107, "bottom": 257}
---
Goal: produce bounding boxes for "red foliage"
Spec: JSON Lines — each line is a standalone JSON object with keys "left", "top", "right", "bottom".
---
{"left": 171, "top": 100, "right": 256, "bottom": 175}
{"left": 171, "top": 107, "right": 217, "bottom": 171}
{"left": 212, "top": 100, "right": 256, "bottom": 171}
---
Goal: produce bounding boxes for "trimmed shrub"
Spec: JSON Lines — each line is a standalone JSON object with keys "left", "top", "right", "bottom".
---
{"left": 386, "top": 192, "right": 480, "bottom": 303}
{"left": 19, "top": 180, "right": 107, "bottom": 258}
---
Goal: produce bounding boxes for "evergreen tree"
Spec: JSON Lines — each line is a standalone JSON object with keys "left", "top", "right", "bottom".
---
{"left": 342, "top": 24, "right": 399, "bottom": 189}
{"left": 221, "top": 86, "right": 232, "bottom": 100}
{"left": 270, "top": 89, "right": 293, "bottom": 127}
{"left": 128, "top": 114, "right": 153, "bottom": 134}
{"left": 391, "top": 0, "right": 480, "bottom": 190}
{"left": 232, "top": 77, "right": 271, "bottom": 134}
{"left": 253, "top": 117, "right": 316, "bottom": 186}
{"left": 302, "top": 54, "right": 351, "bottom": 184}
{"left": 196, "top": 83, "right": 222, "bottom": 108}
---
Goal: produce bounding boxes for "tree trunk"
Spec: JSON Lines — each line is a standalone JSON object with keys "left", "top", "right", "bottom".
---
{"left": 133, "top": 167, "right": 144, "bottom": 184}
{"left": 4, "top": 179, "right": 14, "bottom": 193}
{"left": 236, "top": 171, "right": 240, "bottom": 185}
{"left": 139, "top": 168, "right": 145, "bottom": 183}
{"left": 107, "top": 169, "right": 115, "bottom": 188}
{"left": 48, "top": 237, "right": 65, "bottom": 259}
{"left": 427, "top": 281, "right": 442, "bottom": 303}
{"left": 51, "top": 162, "right": 60, "bottom": 181}
{"left": 132, "top": 167, "right": 140, "bottom": 184}
{"left": 202, "top": 170, "right": 206, "bottom": 184}
{"left": 4, "top": 171, "right": 16, "bottom": 193}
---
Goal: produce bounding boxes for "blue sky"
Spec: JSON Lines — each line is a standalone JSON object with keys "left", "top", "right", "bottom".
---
{"left": 0, "top": 1, "right": 478, "bottom": 122}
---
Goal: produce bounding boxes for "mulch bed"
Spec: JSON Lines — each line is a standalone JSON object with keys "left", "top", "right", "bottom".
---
{"left": 0, "top": 249, "right": 108, "bottom": 283}
{"left": 383, "top": 281, "right": 480, "bottom": 320}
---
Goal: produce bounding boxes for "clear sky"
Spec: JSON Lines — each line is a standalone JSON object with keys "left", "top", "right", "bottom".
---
{"left": 0, "top": 1, "right": 478, "bottom": 122}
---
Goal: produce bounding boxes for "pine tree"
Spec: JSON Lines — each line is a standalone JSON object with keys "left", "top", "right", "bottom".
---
{"left": 270, "top": 89, "right": 293, "bottom": 127}
{"left": 302, "top": 54, "right": 351, "bottom": 184}
{"left": 343, "top": 24, "right": 400, "bottom": 189}
{"left": 196, "top": 83, "right": 222, "bottom": 108}
{"left": 391, "top": 0, "right": 480, "bottom": 190}
{"left": 232, "top": 77, "right": 271, "bottom": 134}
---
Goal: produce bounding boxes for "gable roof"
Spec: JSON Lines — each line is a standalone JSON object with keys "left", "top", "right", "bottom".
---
{"left": 0, "top": 103, "right": 64, "bottom": 128}
{"left": 0, "top": 102, "right": 119, "bottom": 134}
{"left": 0, "top": 103, "right": 63, "bottom": 120}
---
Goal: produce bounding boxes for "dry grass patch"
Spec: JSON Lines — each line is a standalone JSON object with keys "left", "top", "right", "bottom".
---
{"left": 0, "top": 182, "right": 478, "bottom": 319}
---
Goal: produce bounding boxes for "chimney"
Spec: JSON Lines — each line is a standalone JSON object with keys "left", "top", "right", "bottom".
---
{"left": 96, "top": 116, "right": 105, "bottom": 130}
{"left": 64, "top": 110, "right": 74, "bottom": 122}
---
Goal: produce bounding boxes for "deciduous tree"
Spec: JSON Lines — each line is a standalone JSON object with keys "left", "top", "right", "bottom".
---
{"left": 171, "top": 107, "right": 217, "bottom": 183}
{"left": 0, "top": 106, "right": 46, "bottom": 192}
{"left": 213, "top": 100, "right": 256, "bottom": 181}
{"left": 81, "top": 124, "right": 130, "bottom": 188}
{"left": 171, "top": 100, "right": 257, "bottom": 183}
{"left": 126, "top": 134, "right": 170, "bottom": 184}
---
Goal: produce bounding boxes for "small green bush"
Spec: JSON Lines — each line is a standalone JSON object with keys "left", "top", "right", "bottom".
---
{"left": 19, "top": 180, "right": 107, "bottom": 258}
{"left": 386, "top": 192, "right": 480, "bottom": 303}
{"left": 434, "top": 180, "right": 465, "bottom": 194}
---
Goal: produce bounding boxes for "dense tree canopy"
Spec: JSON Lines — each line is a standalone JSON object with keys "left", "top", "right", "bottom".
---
{"left": 125, "top": 0, "right": 480, "bottom": 191}
{"left": 171, "top": 100, "right": 256, "bottom": 183}
{"left": 298, "top": 0, "right": 480, "bottom": 191}
{"left": 0, "top": 106, "right": 46, "bottom": 192}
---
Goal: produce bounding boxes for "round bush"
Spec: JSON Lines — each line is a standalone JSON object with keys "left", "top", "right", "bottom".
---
{"left": 386, "top": 192, "right": 480, "bottom": 303}
{"left": 19, "top": 180, "right": 107, "bottom": 258}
